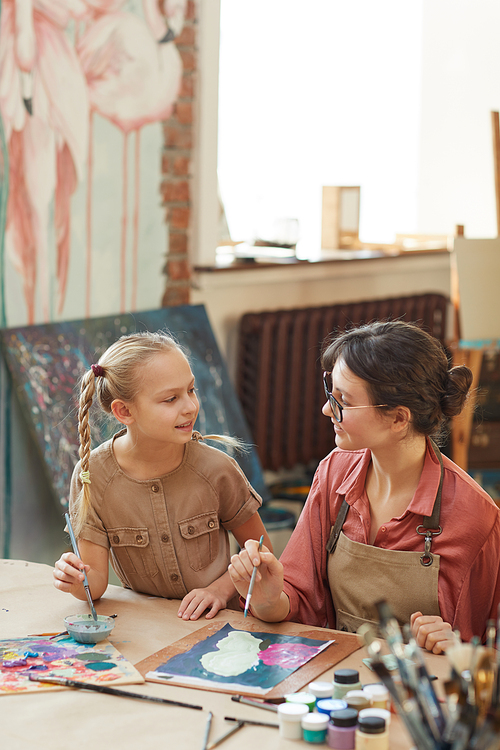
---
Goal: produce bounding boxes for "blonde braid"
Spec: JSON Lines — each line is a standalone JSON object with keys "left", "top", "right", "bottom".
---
{"left": 73, "top": 369, "right": 96, "bottom": 537}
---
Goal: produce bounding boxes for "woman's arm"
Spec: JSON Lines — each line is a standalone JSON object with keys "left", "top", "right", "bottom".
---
{"left": 53, "top": 539, "right": 109, "bottom": 602}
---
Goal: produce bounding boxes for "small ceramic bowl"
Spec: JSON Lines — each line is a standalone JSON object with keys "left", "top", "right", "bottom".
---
{"left": 65, "top": 614, "right": 115, "bottom": 644}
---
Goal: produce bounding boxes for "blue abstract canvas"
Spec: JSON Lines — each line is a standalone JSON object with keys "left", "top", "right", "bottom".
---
{"left": 0, "top": 305, "right": 268, "bottom": 508}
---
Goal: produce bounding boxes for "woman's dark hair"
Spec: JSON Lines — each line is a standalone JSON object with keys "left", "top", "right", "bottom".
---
{"left": 321, "top": 320, "right": 473, "bottom": 441}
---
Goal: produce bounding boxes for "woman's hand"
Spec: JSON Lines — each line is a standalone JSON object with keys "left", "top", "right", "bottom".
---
{"left": 53, "top": 552, "right": 89, "bottom": 592}
{"left": 228, "top": 539, "right": 289, "bottom": 621}
{"left": 410, "top": 611, "right": 455, "bottom": 654}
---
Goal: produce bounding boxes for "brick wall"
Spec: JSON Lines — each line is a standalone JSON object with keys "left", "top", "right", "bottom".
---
{"left": 161, "top": 0, "right": 197, "bottom": 306}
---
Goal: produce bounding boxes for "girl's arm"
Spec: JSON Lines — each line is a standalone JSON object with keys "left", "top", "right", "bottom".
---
{"left": 231, "top": 511, "right": 272, "bottom": 554}
{"left": 177, "top": 511, "right": 273, "bottom": 621}
{"left": 53, "top": 539, "right": 109, "bottom": 602}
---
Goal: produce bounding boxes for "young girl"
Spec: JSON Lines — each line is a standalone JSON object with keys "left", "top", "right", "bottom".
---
{"left": 229, "top": 320, "right": 500, "bottom": 652}
{"left": 53, "top": 331, "right": 271, "bottom": 620}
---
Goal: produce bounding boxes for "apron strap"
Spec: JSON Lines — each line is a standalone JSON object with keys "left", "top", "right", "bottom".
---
{"left": 326, "top": 498, "right": 350, "bottom": 554}
{"left": 422, "top": 439, "right": 443, "bottom": 529}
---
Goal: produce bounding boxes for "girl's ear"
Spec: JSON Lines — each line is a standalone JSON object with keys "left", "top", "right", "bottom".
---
{"left": 111, "top": 399, "right": 134, "bottom": 425}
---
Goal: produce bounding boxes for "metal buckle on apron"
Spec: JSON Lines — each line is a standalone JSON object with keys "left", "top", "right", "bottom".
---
{"left": 416, "top": 524, "right": 442, "bottom": 567}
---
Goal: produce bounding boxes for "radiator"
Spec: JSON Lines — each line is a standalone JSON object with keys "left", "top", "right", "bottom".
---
{"left": 237, "top": 294, "right": 449, "bottom": 471}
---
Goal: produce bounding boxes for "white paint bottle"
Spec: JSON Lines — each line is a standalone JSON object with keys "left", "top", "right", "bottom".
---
{"left": 278, "top": 702, "right": 310, "bottom": 740}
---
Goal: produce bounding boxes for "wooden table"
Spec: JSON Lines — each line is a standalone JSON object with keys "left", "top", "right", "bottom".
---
{"left": 1, "top": 559, "right": 450, "bottom": 749}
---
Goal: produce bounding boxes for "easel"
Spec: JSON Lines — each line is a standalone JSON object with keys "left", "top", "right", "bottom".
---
{"left": 450, "top": 112, "right": 500, "bottom": 470}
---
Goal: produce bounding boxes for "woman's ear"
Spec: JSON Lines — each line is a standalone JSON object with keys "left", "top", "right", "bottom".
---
{"left": 391, "top": 406, "right": 411, "bottom": 433}
{"left": 111, "top": 399, "right": 134, "bottom": 425}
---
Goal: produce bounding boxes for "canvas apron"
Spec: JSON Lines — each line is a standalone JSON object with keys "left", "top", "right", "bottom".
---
{"left": 326, "top": 442, "right": 444, "bottom": 632}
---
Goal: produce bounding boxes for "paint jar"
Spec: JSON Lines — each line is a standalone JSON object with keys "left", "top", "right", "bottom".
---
{"left": 345, "top": 690, "right": 371, "bottom": 712}
{"left": 302, "top": 712, "right": 330, "bottom": 744}
{"left": 309, "top": 680, "right": 334, "bottom": 702}
{"left": 362, "top": 684, "right": 389, "bottom": 710}
{"left": 278, "top": 702, "right": 309, "bottom": 740}
{"left": 355, "top": 716, "right": 388, "bottom": 750}
{"left": 316, "top": 698, "right": 348, "bottom": 716}
{"left": 327, "top": 708, "right": 359, "bottom": 749}
{"left": 285, "top": 692, "right": 316, "bottom": 712}
{"left": 358, "top": 709, "right": 391, "bottom": 727}
{"left": 333, "top": 669, "right": 362, "bottom": 699}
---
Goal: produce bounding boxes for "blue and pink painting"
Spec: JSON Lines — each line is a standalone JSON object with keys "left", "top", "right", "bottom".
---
{"left": 147, "top": 623, "right": 333, "bottom": 695}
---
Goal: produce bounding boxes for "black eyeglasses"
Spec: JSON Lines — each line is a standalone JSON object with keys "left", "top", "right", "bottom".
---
{"left": 323, "top": 372, "right": 388, "bottom": 423}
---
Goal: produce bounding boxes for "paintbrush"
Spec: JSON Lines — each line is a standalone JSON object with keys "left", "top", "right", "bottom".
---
{"left": 369, "top": 659, "right": 436, "bottom": 750}
{"left": 224, "top": 716, "right": 279, "bottom": 728}
{"left": 244, "top": 534, "right": 264, "bottom": 617}
{"left": 231, "top": 695, "right": 278, "bottom": 712}
{"left": 28, "top": 674, "right": 203, "bottom": 709}
{"left": 375, "top": 600, "right": 415, "bottom": 692}
{"left": 402, "top": 623, "right": 446, "bottom": 736}
{"left": 206, "top": 721, "right": 244, "bottom": 749}
{"left": 357, "top": 625, "right": 435, "bottom": 750}
{"left": 65, "top": 512, "right": 98, "bottom": 621}
{"left": 202, "top": 711, "right": 213, "bottom": 750}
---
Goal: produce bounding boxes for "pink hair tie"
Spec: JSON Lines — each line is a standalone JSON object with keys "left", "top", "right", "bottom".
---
{"left": 91, "top": 364, "right": 105, "bottom": 377}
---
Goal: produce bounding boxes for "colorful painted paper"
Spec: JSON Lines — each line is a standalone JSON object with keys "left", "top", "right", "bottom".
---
{"left": 0, "top": 636, "right": 144, "bottom": 695}
{"left": 146, "top": 623, "right": 333, "bottom": 696}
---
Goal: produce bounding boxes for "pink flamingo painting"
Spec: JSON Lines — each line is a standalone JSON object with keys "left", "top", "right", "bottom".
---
{"left": 0, "top": 0, "right": 90, "bottom": 323}
{"left": 77, "top": 0, "right": 185, "bottom": 315}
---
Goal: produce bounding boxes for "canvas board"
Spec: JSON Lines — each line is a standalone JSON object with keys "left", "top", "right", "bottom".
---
{"left": 452, "top": 237, "right": 500, "bottom": 342}
{"left": 136, "top": 620, "right": 361, "bottom": 699}
{"left": 0, "top": 304, "right": 268, "bottom": 509}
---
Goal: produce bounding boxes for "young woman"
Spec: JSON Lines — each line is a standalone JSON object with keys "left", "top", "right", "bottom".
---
{"left": 53, "top": 331, "right": 271, "bottom": 620}
{"left": 229, "top": 320, "right": 500, "bottom": 653}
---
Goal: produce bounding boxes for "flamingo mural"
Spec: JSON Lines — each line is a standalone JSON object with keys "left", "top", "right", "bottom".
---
{"left": 0, "top": 0, "right": 186, "bottom": 324}
{"left": 0, "top": 0, "right": 90, "bottom": 323}
{"left": 77, "top": 0, "right": 185, "bottom": 315}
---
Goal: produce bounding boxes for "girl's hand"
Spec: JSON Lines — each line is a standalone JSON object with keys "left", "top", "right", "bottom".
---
{"left": 53, "top": 552, "right": 89, "bottom": 592}
{"left": 228, "top": 540, "right": 287, "bottom": 620}
{"left": 410, "top": 611, "right": 455, "bottom": 654}
{"left": 177, "top": 588, "right": 227, "bottom": 621}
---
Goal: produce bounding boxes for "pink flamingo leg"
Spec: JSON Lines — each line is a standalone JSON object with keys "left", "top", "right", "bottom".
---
{"left": 120, "top": 130, "right": 129, "bottom": 313}
{"left": 131, "top": 128, "right": 140, "bottom": 311}
{"left": 85, "top": 112, "right": 93, "bottom": 318}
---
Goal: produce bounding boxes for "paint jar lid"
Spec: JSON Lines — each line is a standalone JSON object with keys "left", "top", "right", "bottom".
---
{"left": 330, "top": 708, "right": 359, "bottom": 727}
{"left": 357, "top": 716, "right": 386, "bottom": 734}
{"left": 358, "top": 708, "right": 391, "bottom": 726}
{"left": 278, "top": 702, "right": 310, "bottom": 721}
{"left": 301, "top": 713, "right": 329, "bottom": 730}
{"left": 346, "top": 693, "right": 371, "bottom": 711}
{"left": 308, "top": 680, "right": 334, "bottom": 698}
{"left": 362, "top": 684, "right": 389, "bottom": 700}
{"left": 345, "top": 688, "right": 368, "bottom": 700}
{"left": 285, "top": 692, "right": 316, "bottom": 710}
{"left": 316, "top": 698, "right": 348, "bottom": 715}
{"left": 333, "top": 668, "right": 360, "bottom": 684}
